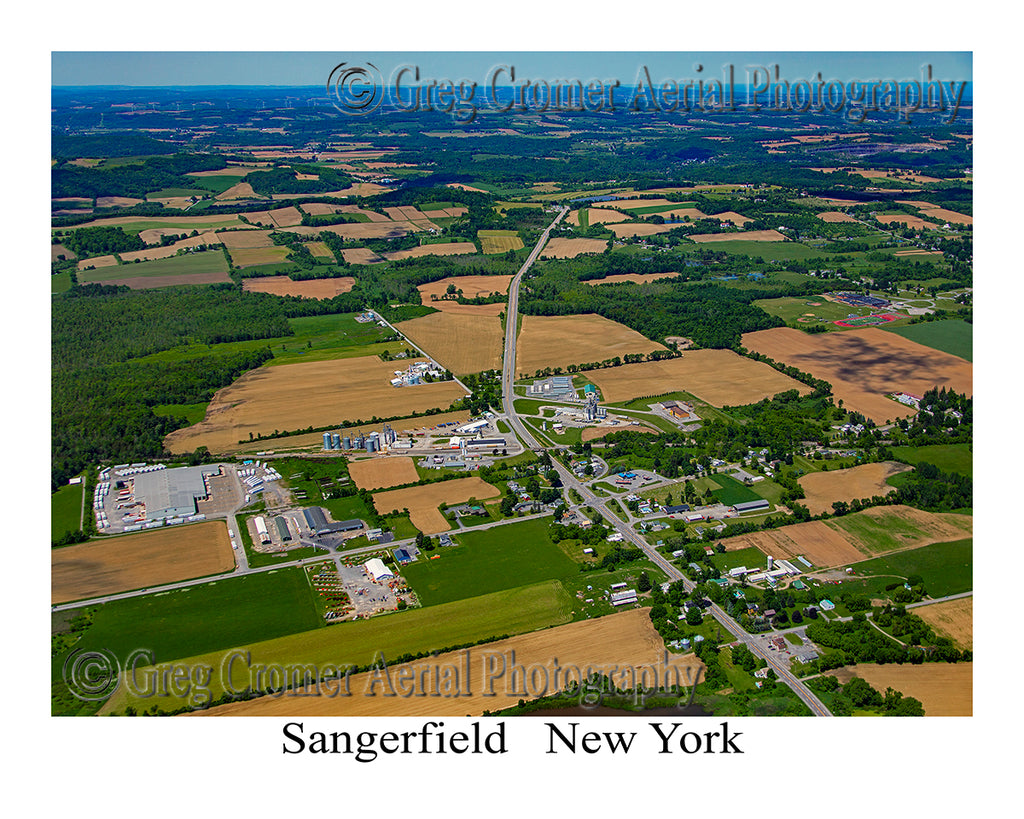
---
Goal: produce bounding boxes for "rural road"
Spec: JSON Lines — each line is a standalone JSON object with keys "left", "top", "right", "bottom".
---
{"left": 500, "top": 206, "right": 832, "bottom": 717}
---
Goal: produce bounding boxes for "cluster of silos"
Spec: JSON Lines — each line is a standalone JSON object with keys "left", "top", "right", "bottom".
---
{"left": 323, "top": 424, "right": 398, "bottom": 452}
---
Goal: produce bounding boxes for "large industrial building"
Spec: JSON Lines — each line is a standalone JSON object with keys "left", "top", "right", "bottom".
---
{"left": 129, "top": 464, "right": 221, "bottom": 522}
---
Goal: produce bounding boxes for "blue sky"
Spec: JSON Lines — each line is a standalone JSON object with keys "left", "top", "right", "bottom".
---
{"left": 52, "top": 52, "right": 972, "bottom": 87}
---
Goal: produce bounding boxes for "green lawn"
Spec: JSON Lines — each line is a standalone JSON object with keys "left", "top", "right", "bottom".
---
{"left": 78, "top": 250, "right": 228, "bottom": 282}
{"left": 710, "top": 546, "right": 768, "bottom": 574}
{"left": 711, "top": 474, "right": 763, "bottom": 506}
{"left": 52, "top": 482, "right": 84, "bottom": 539}
{"left": 882, "top": 319, "right": 973, "bottom": 362}
{"left": 891, "top": 444, "right": 972, "bottom": 477}
{"left": 152, "top": 402, "right": 209, "bottom": 426}
{"left": 754, "top": 296, "right": 874, "bottom": 326}
{"left": 52, "top": 271, "right": 74, "bottom": 293}
{"left": 848, "top": 538, "right": 973, "bottom": 597}
{"left": 105, "top": 579, "right": 575, "bottom": 713}
{"left": 403, "top": 517, "right": 578, "bottom": 606}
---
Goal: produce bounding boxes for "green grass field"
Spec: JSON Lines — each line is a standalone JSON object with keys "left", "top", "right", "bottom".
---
{"left": 52, "top": 567, "right": 322, "bottom": 683}
{"left": 78, "top": 250, "right": 228, "bottom": 283}
{"left": 754, "top": 296, "right": 874, "bottom": 325}
{"left": 711, "top": 474, "right": 763, "bottom": 506}
{"left": 190, "top": 175, "right": 249, "bottom": 195}
{"left": 51, "top": 482, "right": 84, "bottom": 539}
{"left": 891, "top": 444, "right": 972, "bottom": 477}
{"left": 827, "top": 509, "right": 972, "bottom": 556}
{"left": 681, "top": 240, "right": 829, "bottom": 261}
{"left": 152, "top": 402, "right": 209, "bottom": 425}
{"left": 403, "top": 518, "right": 577, "bottom": 606}
{"left": 52, "top": 271, "right": 74, "bottom": 293}
{"left": 848, "top": 538, "right": 972, "bottom": 597}
{"left": 105, "top": 579, "right": 575, "bottom": 713}
{"left": 710, "top": 546, "right": 768, "bottom": 574}
{"left": 146, "top": 187, "right": 207, "bottom": 199}
{"left": 882, "top": 319, "right": 973, "bottom": 362}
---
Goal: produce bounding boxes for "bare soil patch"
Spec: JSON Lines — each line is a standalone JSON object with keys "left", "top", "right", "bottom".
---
{"left": 584, "top": 349, "right": 809, "bottom": 406}
{"left": 341, "top": 247, "right": 386, "bottom": 264}
{"left": 516, "top": 315, "right": 667, "bottom": 375}
{"left": 51, "top": 521, "right": 233, "bottom": 604}
{"left": 827, "top": 663, "right": 971, "bottom": 716}
{"left": 740, "top": 327, "right": 973, "bottom": 423}
{"left": 373, "top": 477, "right": 500, "bottom": 534}
{"left": 915, "top": 597, "right": 972, "bottom": 650}
{"left": 87, "top": 271, "right": 234, "bottom": 290}
{"left": 798, "top": 462, "right": 913, "bottom": 516}
{"left": 165, "top": 357, "right": 466, "bottom": 455}
{"left": 348, "top": 456, "right": 420, "bottom": 490}
{"left": 193, "top": 608, "right": 702, "bottom": 717}
{"left": 241, "top": 276, "right": 355, "bottom": 299}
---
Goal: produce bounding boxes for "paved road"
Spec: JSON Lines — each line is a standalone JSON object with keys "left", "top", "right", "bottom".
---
{"left": 500, "top": 208, "right": 832, "bottom": 717}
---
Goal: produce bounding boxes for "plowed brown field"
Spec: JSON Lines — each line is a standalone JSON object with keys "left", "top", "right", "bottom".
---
{"left": 241, "top": 276, "right": 355, "bottom": 299}
{"left": 584, "top": 272, "right": 681, "bottom": 286}
{"left": 51, "top": 521, "right": 233, "bottom": 604}
{"left": 719, "top": 521, "right": 865, "bottom": 568}
{"left": 740, "top": 327, "right": 973, "bottom": 423}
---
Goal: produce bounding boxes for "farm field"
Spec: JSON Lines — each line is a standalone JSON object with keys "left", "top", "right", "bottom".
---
{"left": 396, "top": 312, "right": 504, "bottom": 374}
{"left": 740, "top": 327, "right": 973, "bottom": 423}
{"left": 347, "top": 456, "right": 420, "bottom": 490}
{"left": 372, "top": 476, "right": 501, "bottom": 534}
{"left": 51, "top": 521, "right": 234, "bottom": 604}
{"left": 242, "top": 276, "right": 356, "bottom": 299}
{"left": 583, "top": 349, "right": 810, "bottom": 406}
{"left": 719, "top": 521, "right": 866, "bottom": 568}
{"left": 416, "top": 275, "right": 512, "bottom": 316}
{"left": 847, "top": 538, "right": 973, "bottom": 597}
{"left": 890, "top": 443, "right": 972, "bottom": 476}
{"left": 380, "top": 242, "right": 476, "bottom": 261}
{"left": 230, "top": 410, "right": 472, "bottom": 455}
{"left": 567, "top": 207, "right": 631, "bottom": 225}
{"left": 690, "top": 229, "right": 786, "bottom": 242}
{"left": 52, "top": 567, "right": 322, "bottom": 679}
{"left": 164, "top": 356, "right": 467, "bottom": 454}
{"left": 797, "top": 461, "right": 913, "bottom": 516}
{"left": 51, "top": 482, "right": 83, "bottom": 540}
{"left": 117, "top": 232, "right": 223, "bottom": 263}
{"left": 103, "top": 580, "right": 576, "bottom": 714}
{"left": 402, "top": 517, "right": 577, "bottom": 605}
{"left": 607, "top": 222, "right": 680, "bottom": 238}
{"left": 66, "top": 213, "right": 251, "bottom": 235}
{"left": 817, "top": 211, "right": 860, "bottom": 223}
{"left": 226, "top": 245, "right": 291, "bottom": 268}
{"left": 217, "top": 229, "right": 275, "bottom": 248}
{"left": 516, "top": 314, "right": 667, "bottom": 375}
{"left": 830, "top": 507, "right": 973, "bottom": 558}
{"left": 883, "top": 319, "right": 973, "bottom": 361}
{"left": 77, "top": 251, "right": 231, "bottom": 289}
{"left": 541, "top": 236, "right": 609, "bottom": 257}
{"left": 914, "top": 597, "right": 973, "bottom": 650}
{"left": 189, "top": 607, "right": 699, "bottom": 717}
{"left": 717, "top": 507, "right": 972, "bottom": 568}
{"left": 478, "top": 229, "right": 524, "bottom": 253}
{"left": 584, "top": 272, "right": 681, "bottom": 286}
{"left": 827, "top": 663, "right": 972, "bottom": 716}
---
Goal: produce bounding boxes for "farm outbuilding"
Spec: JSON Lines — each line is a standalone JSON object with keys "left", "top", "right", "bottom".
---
{"left": 732, "top": 499, "right": 771, "bottom": 514}
{"left": 364, "top": 558, "right": 394, "bottom": 581}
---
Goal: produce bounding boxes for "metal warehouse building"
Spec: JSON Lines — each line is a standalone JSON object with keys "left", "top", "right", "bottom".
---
{"left": 130, "top": 464, "right": 221, "bottom": 522}
{"left": 732, "top": 499, "right": 771, "bottom": 514}
{"left": 302, "top": 506, "right": 363, "bottom": 536}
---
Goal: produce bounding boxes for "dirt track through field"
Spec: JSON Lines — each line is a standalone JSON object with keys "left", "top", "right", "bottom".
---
{"left": 191, "top": 608, "right": 702, "bottom": 716}
{"left": 51, "top": 521, "right": 233, "bottom": 604}
{"left": 741, "top": 327, "right": 973, "bottom": 423}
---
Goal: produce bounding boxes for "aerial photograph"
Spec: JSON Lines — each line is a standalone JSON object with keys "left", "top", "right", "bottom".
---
{"left": 50, "top": 50, "right": 976, "bottom": 727}
{"left": 38, "top": 35, "right": 1011, "bottom": 809}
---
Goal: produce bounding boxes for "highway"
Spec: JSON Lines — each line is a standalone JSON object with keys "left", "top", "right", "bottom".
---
{"left": 501, "top": 207, "right": 832, "bottom": 717}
